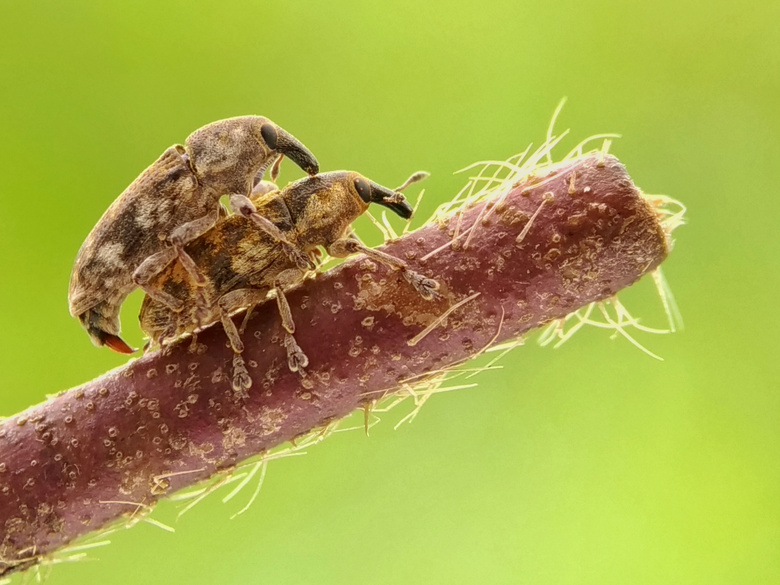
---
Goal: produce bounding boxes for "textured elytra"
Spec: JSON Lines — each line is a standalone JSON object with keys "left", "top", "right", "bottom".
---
{"left": 68, "top": 116, "right": 319, "bottom": 352}
{"left": 1, "top": 154, "right": 668, "bottom": 576}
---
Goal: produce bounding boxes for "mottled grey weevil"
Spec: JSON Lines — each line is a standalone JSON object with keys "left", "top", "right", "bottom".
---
{"left": 138, "top": 171, "right": 438, "bottom": 392}
{"left": 68, "top": 116, "right": 319, "bottom": 353}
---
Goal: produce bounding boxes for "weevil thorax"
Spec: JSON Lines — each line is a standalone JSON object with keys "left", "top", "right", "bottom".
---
{"left": 184, "top": 116, "right": 276, "bottom": 198}
{"left": 280, "top": 172, "right": 369, "bottom": 248}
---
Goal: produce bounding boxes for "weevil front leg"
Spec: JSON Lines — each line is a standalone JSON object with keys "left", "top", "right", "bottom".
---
{"left": 133, "top": 208, "right": 221, "bottom": 313}
{"left": 327, "top": 239, "right": 441, "bottom": 300}
{"left": 228, "top": 194, "right": 315, "bottom": 271}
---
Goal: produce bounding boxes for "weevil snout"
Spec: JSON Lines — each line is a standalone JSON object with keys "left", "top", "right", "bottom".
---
{"left": 260, "top": 123, "right": 319, "bottom": 176}
{"left": 354, "top": 177, "right": 414, "bottom": 219}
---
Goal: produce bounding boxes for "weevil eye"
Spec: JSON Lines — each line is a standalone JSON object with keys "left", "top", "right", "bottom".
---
{"left": 260, "top": 123, "right": 278, "bottom": 149}
{"left": 354, "top": 177, "right": 372, "bottom": 203}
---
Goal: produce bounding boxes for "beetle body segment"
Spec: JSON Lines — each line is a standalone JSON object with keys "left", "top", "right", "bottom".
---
{"left": 138, "top": 171, "right": 437, "bottom": 392}
{"left": 68, "top": 116, "right": 319, "bottom": 350}
{"left": 139, "top": 172, "right": 381, "bottom": 344}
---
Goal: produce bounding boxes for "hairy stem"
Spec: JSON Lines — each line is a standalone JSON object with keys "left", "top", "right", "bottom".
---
{"left": 0, "top": 154, "right": 670, "bottom": 576}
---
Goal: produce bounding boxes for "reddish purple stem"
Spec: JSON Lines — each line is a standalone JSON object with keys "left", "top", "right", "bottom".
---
{"left": 0, "top": 154, "right": 668, "bottom": 575}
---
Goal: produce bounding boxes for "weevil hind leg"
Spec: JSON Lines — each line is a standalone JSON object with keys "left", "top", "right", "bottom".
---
{"left": 190, "top": 287, "right": 211, "bottom": 328}
{"left": 187, "top": 331, "right": 199, "bottom": 353}
{"left": 156, "top": 326, "right": 177, "bottom": 356}
{"left": 218, "top": 289, "right": 267, "bottom": 353}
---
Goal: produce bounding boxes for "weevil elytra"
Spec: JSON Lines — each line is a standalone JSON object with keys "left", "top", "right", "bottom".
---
{"left": 68, "top": 116, "right": 319, "bottom": 354}
{"left": 138, "top": 171, "right": 439, "bottom": 392}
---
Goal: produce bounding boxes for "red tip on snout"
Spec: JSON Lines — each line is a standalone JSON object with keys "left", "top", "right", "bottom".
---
{"left": 104, "top": 334, "right": 136, "bottom": 354}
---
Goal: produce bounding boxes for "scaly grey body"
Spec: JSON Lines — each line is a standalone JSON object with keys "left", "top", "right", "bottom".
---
{"left": 68, "top": 116, "right": 319, "bottom": 353}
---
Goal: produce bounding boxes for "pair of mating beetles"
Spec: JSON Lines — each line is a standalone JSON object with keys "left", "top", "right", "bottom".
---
{"left": 68, "top": 116, "right": 439, "bottom": 391}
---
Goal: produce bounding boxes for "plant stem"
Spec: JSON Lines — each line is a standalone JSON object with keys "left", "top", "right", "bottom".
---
{"left": 0, "top": 153, "right": 670, "bottom": 576}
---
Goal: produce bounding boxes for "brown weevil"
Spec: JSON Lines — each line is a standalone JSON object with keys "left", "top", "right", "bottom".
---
{"left": 68, "top": 116, "right": 319, "bottom": 354}
{"left": 138, "top": 171, "right": 439, "bottom": 392}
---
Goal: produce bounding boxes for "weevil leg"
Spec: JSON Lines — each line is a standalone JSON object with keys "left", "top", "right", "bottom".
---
{"left": 168, "top": 208, "right": 222, "bottom": 286}
{"left": 238, "top": 304, "right": 255, "bottom": 334}
{"left": 272, "top": 272, "right": 309, "bottom": 372}
{"left": 272, "top": 274, "right": 297, "bottom": 334}
{"left": 135, "top": 208, "right": 220, "bottom": 316}
{"left": 156, "top": 321, "right": 178, "bottom": 356}
{"left": 132, "top": 208, "right": 221, "bottom": 312}
{"left": 218, "top": 279, "right": 308, "bottom": 375}
{"left": 217, "top": 288, "right": 274, "bottom": 393}
{"left": 327, "top": 239, "right": 441, "bottom": 301}
{"left": 191, "top": 288, "right": 211, "bottom": 328}
{"left": 133, "top": 247, "right": 185, "bottom": 311}
{"left": 231, "top": 354, "right": 252, "bottom": 398}
{"left": 218, "top": 291, "right": 255, "bottom": 354}
{"left": 187, "top": 331, "right": 199, "bottom": 353}
{"left": 228, "top": 193, "right": 315, "bottom": 271}
{"left": 218, "top": 302, "right": 251, "bottom": 394}
{"left": 284, "top": 333, "right": 308, "bottom": 373}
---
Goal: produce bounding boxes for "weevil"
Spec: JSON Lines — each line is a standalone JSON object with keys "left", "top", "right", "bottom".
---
{"left": 68, "top": 116, "right": 319, "bottom": 354}
{"left": 138, "top": 171, "right": 439, "bottom": 392}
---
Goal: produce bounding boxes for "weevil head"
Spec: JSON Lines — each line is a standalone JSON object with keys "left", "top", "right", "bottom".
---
{"left": 273, "top": 172, "right": 413, "bottom": 250}
{"left": 287, "top": 171, "right": 414, "bottom": 220}
{"left": 258, "top": 122, "right": 319, "bottom": 176}
{"left": 184, "top": 116, "right": 319, "bottom": 196}
{"left": 348, "top": 173, "right": 414, "bottom": 219}
{"left": 277, "top": 172, "right": 414, "bottom": 225}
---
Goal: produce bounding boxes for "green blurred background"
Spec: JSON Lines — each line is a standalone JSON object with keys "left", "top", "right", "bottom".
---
{"left": 1, "top": 0, "right": 777, "bottom": 583}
